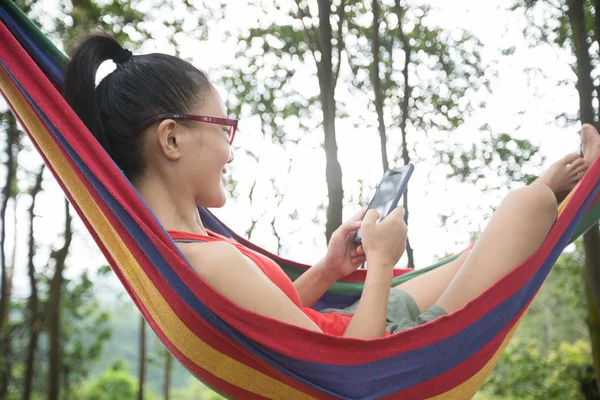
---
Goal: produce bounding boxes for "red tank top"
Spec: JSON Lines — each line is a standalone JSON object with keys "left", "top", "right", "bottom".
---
{"left": 168, "top": 229, "right": 364, "bottom": 336}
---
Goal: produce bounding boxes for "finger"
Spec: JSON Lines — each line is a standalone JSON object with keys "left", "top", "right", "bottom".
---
{"left": 388, "top": 206, "right": 405, "bottom": 220}
{"left": 340, "top": 220, "right": 362, "bottom": 235}
{"left": 351, "top": 255, "right": 367, "bottom": 264}
{"left": 362, "top": 209, "right": 380, "bottom": 225}
{"left": 348, "top": 208, "right": 367, "bottom": 222}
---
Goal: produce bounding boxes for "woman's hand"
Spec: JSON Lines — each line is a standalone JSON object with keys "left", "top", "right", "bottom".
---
{"left": 321, "top": 209, "right": 368, "bottom": 279}
{"left": 360, "top": 207, "right": 407, "bottom": 270}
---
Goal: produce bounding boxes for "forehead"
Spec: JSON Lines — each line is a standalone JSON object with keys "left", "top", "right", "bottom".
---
{"left": 194, "top": 87, "right": 227, "bottom": 117}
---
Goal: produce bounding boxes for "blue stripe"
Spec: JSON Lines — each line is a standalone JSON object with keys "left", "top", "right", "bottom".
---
{"left": 313, "top": 292, "right": 361, "bottom": 311}
{"left": 4, "top": 55, "right": 600, "bottom": 399}
{"left": 0, "top": 7, "right": 63, "bottom": 87}
{"left": 0, "top": 59, "right": 345, "bottom": 399}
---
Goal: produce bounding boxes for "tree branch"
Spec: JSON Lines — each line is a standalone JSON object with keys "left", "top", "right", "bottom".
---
{"left": 294, "top": 0, "right": 322, "bottom": 70}
{"left": 332, "top": 0, "right": 346, "bottom": 86}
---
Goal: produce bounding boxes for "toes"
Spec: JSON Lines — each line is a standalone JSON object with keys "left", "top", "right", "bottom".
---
{"left": 581, "top": 124, "right": 600, "bottom": 151}
{"left": 582, "top": 123, "right": 599, "bottom": 137}
{"left": 568, "top": 157, "right": 586, "bottom": 169}
{"left": 561, "top": 152, "right": 581, "bottom": 165}
{"left": 574, "top": 164, "right": 589, "bottom": 177}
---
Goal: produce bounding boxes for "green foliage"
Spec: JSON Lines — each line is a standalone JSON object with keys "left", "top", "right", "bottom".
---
{"left": 481, "top": 340, "right": 595, "bottom": 399}
{"left": 78, "top": 361, "right": 139, "bottom": 400}
{"left": 437, "top": 125, "right": 542, "bottom": 190}
{"left": 171, "top": 381, "right": 226, "bottom": 400}
{"left": 60, "top": 272, "right": 112, "bottom": 386}
{"left": 347, "top": 2, "right": 491, "bottom": 134}
{"left": 477, "top": 240, "right": 597, "bottom": 399}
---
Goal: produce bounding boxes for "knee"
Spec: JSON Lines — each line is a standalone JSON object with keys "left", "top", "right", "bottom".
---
{"left": 504, "top": 184, "right": 558, "bottom": 220}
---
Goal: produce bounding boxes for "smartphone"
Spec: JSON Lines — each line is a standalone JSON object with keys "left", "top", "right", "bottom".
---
{"left": 352, "top": 163, "right": 414, "bottom": 244}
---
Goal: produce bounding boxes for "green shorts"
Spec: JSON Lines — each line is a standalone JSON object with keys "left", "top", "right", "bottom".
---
{"left": 320, "top": 288, "right": 447, "bottom": 334}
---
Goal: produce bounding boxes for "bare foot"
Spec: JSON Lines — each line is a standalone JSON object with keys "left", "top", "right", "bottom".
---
{"left": 535, "top": 152, "right": 587, "bottom": 202}
{"left": 581, "top": 123, "right": 600, "bottom": 166}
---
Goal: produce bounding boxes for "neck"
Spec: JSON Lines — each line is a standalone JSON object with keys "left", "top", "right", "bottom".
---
{"left": 133, "top": 175, "right": 208, "bottom": 235}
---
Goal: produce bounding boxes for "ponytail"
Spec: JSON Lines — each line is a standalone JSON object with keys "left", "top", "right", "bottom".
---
{"left": 63, "top": 33, "right": 211, "bottom": 180}
{"left": 63, "top": 34, "right": 122, "bottom": 154}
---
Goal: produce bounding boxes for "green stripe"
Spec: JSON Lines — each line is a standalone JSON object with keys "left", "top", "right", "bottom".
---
{"left": 568, "top": 197, "right": 600, "bottom": 243}
{"left": 3, "top": 1, "right": 68, "bottom": 65}
{"left": 280, "top": 253, "right": 460, "bottom": 296}
{"left": 282, "top": 194, "right": 600, "bottom": 296}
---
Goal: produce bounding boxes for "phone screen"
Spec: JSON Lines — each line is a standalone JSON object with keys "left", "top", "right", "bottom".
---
{"left": 369, "top": 169, "right": 410, "bottom": 223}
{"left": 353, "top": 164, "right": 413, "bottom": 244}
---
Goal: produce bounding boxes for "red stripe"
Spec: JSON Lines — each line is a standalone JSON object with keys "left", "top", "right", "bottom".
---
{"left": 218, "top": 216, "right": 411, "bottom": 281}
{"left": 386, "top": 297, "right": 534, "bottom": 399}
{"left": 0, "top": 26, "right": 333, "bottom": 397}
{"left": 3, "top": 18, "right": 599, "bottom": 367}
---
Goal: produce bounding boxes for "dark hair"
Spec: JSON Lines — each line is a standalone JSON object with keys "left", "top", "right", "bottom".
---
{"left": 63, "top": 33, "right": 211, "bottom": 180}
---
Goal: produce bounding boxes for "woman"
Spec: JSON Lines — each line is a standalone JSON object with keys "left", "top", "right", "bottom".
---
{"left": 63, "top": 33, "right": 600, "bottom": 339}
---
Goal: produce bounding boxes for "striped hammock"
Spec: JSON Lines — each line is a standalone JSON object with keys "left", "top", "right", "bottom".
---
{"left": 1, "top": 2, "right": 600, "bottom": 398}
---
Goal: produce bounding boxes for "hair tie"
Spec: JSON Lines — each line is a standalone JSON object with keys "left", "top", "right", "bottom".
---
{"left": 113, "top": 48, "right": 133, "bottom": 64}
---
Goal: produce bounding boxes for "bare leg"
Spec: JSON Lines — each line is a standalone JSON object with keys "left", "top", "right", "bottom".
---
{"left": 394, "top": 251, "right": 468, "bottom": 313}
{"left": 392, "top": 153, "right": 584, "bottom": 313}
{"left": 435, "top": 183, "right": 557, "bottom": 313}
{"left": 435, "top": 124, "right": 600, "bottom": 314}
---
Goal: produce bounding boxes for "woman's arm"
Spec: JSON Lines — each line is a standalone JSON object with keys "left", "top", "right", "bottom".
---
{"left": 184, "top": 241, "right": 323, "bottom": 332}
{"left": 343, "top": 267, "right": 393, "bottom": 338}
{"left": 293, "top": 258, "right": 341, "bottom": 308}
{"left": 294, "top": 209, "right": 368, "bottom": 307}
{"left": 182, "top": 241, "right": 393, "bottom": 338}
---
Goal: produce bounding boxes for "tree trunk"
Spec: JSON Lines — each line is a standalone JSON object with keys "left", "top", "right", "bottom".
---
{"left": 569, "top": 0, "right": 600, "bottom": 391}
{"left": 371, "top": 0, "right": 389, "bottom": 174}
{"left": 394, "top": 0, "right": 415, "bottom": 269}
{"left": 163, "top": 350, "right": 172, "bottom": 400}
{"left": 316, "top": 0, "right": 344, "bottom": 243}
{"left": 47, "top": 199, "right": 72, "bottom": 400}
{"left": 137, "top": 315, "right": 146, "bottom": 400}
{"left": 23, "top": 166, "right": 44, "bottom": 400}
{"left": 0, "top": 112, "right": 18, "bottom": 399}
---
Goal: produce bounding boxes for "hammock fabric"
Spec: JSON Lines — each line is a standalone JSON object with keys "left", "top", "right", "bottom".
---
{"left": 2, "top": 2, "right": 600, "bottom": 398}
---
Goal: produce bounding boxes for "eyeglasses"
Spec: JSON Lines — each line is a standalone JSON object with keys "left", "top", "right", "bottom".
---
{"left": 133, "top": 113, "right": 238, "bottom": 145}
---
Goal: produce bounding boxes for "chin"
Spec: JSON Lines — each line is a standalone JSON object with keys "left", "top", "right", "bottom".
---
{"left": 211, "top": 191, "right": 228, "bottom": 208}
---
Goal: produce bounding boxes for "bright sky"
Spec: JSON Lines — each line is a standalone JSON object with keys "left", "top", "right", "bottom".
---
{"left": 3, "top": 0, "right": 583, "bottom": 299}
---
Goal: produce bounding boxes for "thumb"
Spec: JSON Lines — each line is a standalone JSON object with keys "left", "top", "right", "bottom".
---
{"left": 362, "top": 209, "right": 380, "bottom": 226}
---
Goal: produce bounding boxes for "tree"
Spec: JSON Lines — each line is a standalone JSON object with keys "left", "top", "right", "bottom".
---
{"left": 137, "top": 316, "right": 146, "bottom": 400}
{"left": 0, "top": 111, "right": 20, "bottom": 399}
{"left": 221, "top": 0, "right": 348, "bottom": 243}
{"left": 47, "top": 198, "right": 73, "bottom": 400}
{"left": 22, "top": 165, "right": 44, "bottom": 400}
{"left": 350, "top": 0, "right": 494, "bottom": 266}
{"left": 79, "top": 361, "right": 139, "bottom": 400}
{"left": 163, "top": 350, "right": 172, "bottom": 400}
{"left": 513, "top": 0, "right": 600, "bottom": 390}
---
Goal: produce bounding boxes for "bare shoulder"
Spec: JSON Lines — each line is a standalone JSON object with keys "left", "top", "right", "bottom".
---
{"left": 176, "top": 241, "right": 249, "bottom": 276}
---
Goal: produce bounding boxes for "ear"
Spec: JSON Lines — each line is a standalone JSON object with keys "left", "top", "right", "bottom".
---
{"left": 155, "top": 119, "right": 181, "bottom": 161}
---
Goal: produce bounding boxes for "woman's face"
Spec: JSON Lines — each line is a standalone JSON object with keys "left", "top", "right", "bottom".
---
{"left": 148, "top": 87, "right": 234, "bottom": 208}
{"left": 185, "top": 89, "right": 234, "bottom": 207}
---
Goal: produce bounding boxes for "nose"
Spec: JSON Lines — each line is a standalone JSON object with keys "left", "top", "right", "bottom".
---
{"left": 227, "top": 149, "right": 235, "bottom": 163}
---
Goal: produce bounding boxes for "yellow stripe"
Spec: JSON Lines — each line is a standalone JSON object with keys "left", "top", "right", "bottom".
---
{"left": 0, "top": 67, "right": 312, "bottom": 400}
{"left": 558, "top": 182, "right": 579, "bottom": 215}
{"left": 427, "top": 313, "right": 524, "bottom": 400}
